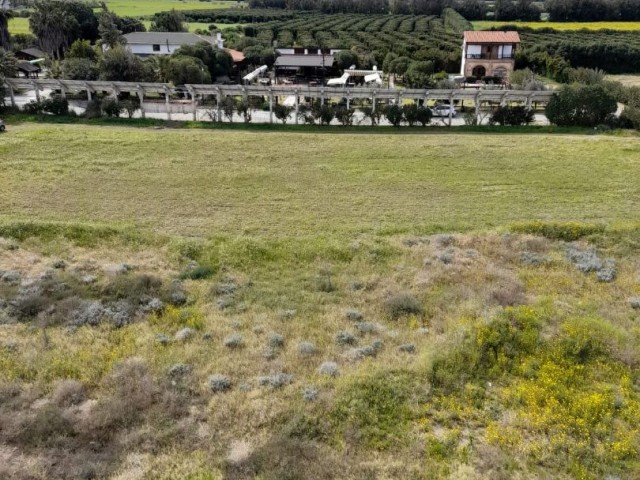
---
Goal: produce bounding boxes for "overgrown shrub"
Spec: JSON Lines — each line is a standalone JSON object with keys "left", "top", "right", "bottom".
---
{"left": 223, "top": 334, "right": 244, "bottom": 348}
{"left": 101, "top": 97, "right": 122, "bottom": 117}
{"left": 84, "top": 98, "right": 103, "bottom": 118}
{"left": 490, "top": 105, "right": 534, "bottom": 126}
{"left": 318, "top": 104, "right": 335, "bottom": 125}
{"left": 430, "top": 307, "right": 542, "bottom": 392}
{"left": 330, "top": 371, "right": 413, "bottom": 450}
{"left": 274, "top": 103, "right": 293, "bottom": 124}
{"left": 120, "top": 97, "right": 140, "bottom": 119}
{"left": 42, "top": 95, "right": 69, "bottom": 116}
{"left": 384, "top": 292, "right": 423, "bottom": 319}
{"left": 298, "top": 341, "right": 316, "bottom": 355}
{"left": 334, "top": 105, "right": 354, "bottom": 126}
{"left": 318, "top": 361, "right": 338, "bottom": 377}
{"left": 208, "top": 374, "right": 231, "bottom": 392}
{"left": 180, "top": 265, "right": 215, "bottom": 280}
{"left": 383, "top": 104, "right": 403, "bottom": 127}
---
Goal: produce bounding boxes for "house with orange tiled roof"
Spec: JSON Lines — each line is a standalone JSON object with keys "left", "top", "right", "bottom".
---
{"left": 461, "top": 31, "right": 520, "bottom": 80}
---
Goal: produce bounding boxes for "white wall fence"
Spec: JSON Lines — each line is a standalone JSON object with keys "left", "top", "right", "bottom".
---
{"left": 4, "top": 78, "right": 555, "bottom": 125}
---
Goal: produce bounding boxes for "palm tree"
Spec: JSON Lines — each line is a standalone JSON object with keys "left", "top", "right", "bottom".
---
{"left": 29, "top": 1, "right": 77, "bottom": 59}
{"left": 0, "top": 6, "right": 13, "bottom": 51}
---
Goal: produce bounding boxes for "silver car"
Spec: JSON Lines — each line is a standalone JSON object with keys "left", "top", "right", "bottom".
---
{"left": 431, "top": 104, "right": 457, "bottom": 117}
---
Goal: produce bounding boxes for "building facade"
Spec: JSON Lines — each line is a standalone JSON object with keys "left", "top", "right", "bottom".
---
{"left": 460, "top": 31, "right": 520, "bottom": 80}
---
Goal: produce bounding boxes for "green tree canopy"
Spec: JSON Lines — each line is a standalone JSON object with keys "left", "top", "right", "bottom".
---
{"left": 150, "top": 10, "right": 187, "bottom": 32}
{"left": 99, "top": 45, "right": 149, "bottom": 81}
{"left": 546, "top": 84, "right": 617, "bottom": 127}
{"left": 165, "top": 55, "right": 211, "bottom": 85}
{"left": 174, "top": 42, "right": 233, "bottom": 80}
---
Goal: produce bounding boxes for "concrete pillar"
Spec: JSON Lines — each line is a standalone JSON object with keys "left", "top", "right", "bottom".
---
{"left": 526, "top": 94, "right": 533, "bottom": 110}
{"left": 475, "top": 92, "right": 481, "bottom": 124}
{"left": 216, "top": 88, "right": 221, "bottom": 122}
{"left": 320, "top": 88, "right": 325, "bottom": 106}
{"left": 165, "top": 92, "right": 171, "bottom": 121}
{"left": 137, "top": 90, "right": 145, "bottom": 119}
{"left": 192, "top": 91, "right": 197, "bottom": 121}
{"left": 372, "top": 94, "right": 376, "bottom": 113}
{"left": 34, "top": 84, "right": 40, "bottom": 103}
{"left": 8, "top": 84, "right": 16, "bottom": 108}
{"left": 448, "top": 92, "right": 454, "bottom": 127}
{"left": 294, "top": 90, "right": 299, "bottom": 125}
{"left": 269, "top": 90, "right": 273, "bottom": 124}
{"left": 346, "top": 92, "right": 350, "bottom": 110}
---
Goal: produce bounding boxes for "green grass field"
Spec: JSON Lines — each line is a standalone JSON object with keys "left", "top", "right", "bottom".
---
{"left": 7, "top": 17, "right": 29, "bottom": 35}
{"left": 1, "top": 123, "right": 640, "bottom": 479}
{"left": 101, "top": 0, "right": 239, "bottom": 16}
{"left": 474, "top": 20, "right": 640, "bottom": 30}
{"left": 7, "top": 0, "right": 240, "bottom": 35}
{"left": 2, "top": 124, "right": 640, "bottom": 237}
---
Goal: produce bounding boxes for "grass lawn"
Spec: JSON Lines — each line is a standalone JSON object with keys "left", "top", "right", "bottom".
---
{"left": 2, "top": 123, "right": 640, "bottom": 238}
{"left": 473, "top": 20, "right": 640, "bottom": 30}
{"left": 7, "top": 17, "right": 29, "bottom": 35}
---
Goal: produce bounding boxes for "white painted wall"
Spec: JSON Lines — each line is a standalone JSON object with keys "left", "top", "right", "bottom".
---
{"left": 128, "top": 43, "right": 184, "bottom": 56}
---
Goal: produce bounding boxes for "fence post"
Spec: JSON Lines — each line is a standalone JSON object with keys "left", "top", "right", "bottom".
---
{"left": 294, "top": 89, "right": 299, "bottom": 125}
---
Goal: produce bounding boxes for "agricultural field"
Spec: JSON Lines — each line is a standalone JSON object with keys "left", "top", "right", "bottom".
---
{"left": 7, "top": 0, "right": 241, "bottom": 35}
{"left": 101, "top": 0, "right": 239, "bottom": 16}
{"left": 473, "top": 20, "right": 640, "bottom": 31}
{"left": 1, "top": 123, "right": 640, "bottom": 479}
{"left": 139, "top": 21, "right": 240, "bottom": 32}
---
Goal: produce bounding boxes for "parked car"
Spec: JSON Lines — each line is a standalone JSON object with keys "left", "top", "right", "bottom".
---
{"left": 0, "top": 119, "right": 5, "bottom": 132}
{"left": 431, "top": 104, "right": 457, "bottom": 117}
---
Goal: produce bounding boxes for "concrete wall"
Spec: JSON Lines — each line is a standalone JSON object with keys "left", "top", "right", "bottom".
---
{"left": 463, "top": 59, "right": 515, "bottom": 78}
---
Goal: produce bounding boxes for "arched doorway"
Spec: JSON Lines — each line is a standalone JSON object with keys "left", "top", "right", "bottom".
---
{"left": 472, "top": 65, "right": 486, "bottom": 79}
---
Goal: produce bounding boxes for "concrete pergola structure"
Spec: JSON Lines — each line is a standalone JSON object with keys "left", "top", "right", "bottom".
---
{"left": 3, "top": 78, "right": 555, "bottom": 125}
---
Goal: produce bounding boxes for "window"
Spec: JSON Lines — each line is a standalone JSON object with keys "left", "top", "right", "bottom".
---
{"left": 152, "top": 44, "right": 160, "bottom": 52}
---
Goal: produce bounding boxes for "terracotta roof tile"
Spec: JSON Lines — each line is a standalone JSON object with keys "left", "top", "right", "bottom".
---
{"left": 463, "top": 31, "right": 520, "bottom": 43}
{"left": 224, "top": 48, "right": 245, "bottom": 63}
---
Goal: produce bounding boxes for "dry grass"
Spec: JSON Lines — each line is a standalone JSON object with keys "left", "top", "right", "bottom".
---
{"left": 1, "top": 125, "right": 640, "bottom": 478}
{"left": 1, "top": 228, "right": 639, "bottom": 479}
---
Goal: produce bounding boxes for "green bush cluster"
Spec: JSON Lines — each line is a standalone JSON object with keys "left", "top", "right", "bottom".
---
{"left": 509, "top": 220, "right": 605, "bottom": 241}
{"left": 331, "top": 371, "right": 414, "bottom": 449}
{"left": 490, "top": 105, "right": 535, "bottom": 126}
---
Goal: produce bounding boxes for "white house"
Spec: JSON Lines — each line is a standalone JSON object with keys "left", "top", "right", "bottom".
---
{"left": 123, "top": 32, "right": 220, "bottom": 57}
{"left": 122, "top": 31, "right": 245, "bottom": 65}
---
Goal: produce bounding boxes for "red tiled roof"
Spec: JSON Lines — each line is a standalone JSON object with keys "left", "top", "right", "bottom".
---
{"left": 463, "top": 31, "right": 520, "bottom": 43}
{"left": 225, "top": 48, "right": 245, "bottom": 63}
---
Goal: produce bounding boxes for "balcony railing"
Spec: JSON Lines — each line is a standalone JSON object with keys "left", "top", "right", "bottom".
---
{"left": 466, "top": 53, "right": 514, "bottom": 60}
